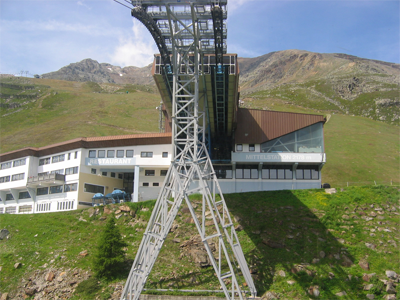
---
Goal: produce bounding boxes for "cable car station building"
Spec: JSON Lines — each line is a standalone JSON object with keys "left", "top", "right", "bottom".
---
{"left": 0, "top": 54, "right": 326, "bottom": 214}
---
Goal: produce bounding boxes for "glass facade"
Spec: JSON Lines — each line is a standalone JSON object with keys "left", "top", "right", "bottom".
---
{"left": 261, "top": 123, "right": 323, "bottom": 153}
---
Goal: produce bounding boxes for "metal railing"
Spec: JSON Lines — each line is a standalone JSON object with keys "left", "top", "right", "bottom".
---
{"left": 27, "top": 173, "right": 65, "bottom": 183}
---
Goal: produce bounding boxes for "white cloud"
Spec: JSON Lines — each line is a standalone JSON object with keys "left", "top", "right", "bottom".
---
{"left": 77, "top": 1, "right": 92, "bottom": 10}
{"left": 109, "top": 19, "right": 157, "bottom": 67}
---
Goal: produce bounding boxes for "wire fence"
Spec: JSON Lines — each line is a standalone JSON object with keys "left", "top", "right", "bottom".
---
{"left": 325, "top": 180, "right": 399, "bottom": 188}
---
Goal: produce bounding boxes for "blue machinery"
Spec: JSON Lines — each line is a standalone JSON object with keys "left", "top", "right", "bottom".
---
{"left": 114, "top": 1, "right": 256, "bottom": 299}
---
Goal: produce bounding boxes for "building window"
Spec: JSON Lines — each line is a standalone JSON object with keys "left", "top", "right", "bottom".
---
{"left": 102, "top": 171, "right": 107, "bottom": 176}
{"left": 126, "top": 150, "right": 134, "bottom": 158}
{"left": 160, "top": 170, "right": 168, "bottom": 176}
{"left": 57, "top": 200, "right": 74, "bottom": 211}
{"left": 118, "top": 173, "right": 123, "bottom": 179}
{"left": 5, "top": 206, "right": 16, "bottom": 214}
{"left": 74, "top": 151, "right": 78, "bottom": 159}
{"left": 1, "top": 162, "right": 12, "bottom": 169}
{"left": 262, "top": 165, "right": 293, "bottom": 179}
{"left": 117, "top": 150, "right": 124, "bottom": 158}
{"left": 249, "top": 144, "right": 255, "bottom": 152}
{"left": 65, "top": 166, "right": 78, "bottom": 175}
{"left": 37, "top": 203, "right": 51, "bottom": 212}
{"left": 145, "top": 170, "right": 155, "bottom": 176}
{"left": 19, "top": 205, "right": 32, "bottom": 213}
{"left": 296, "top": 165, "right": 319, "bottom": 180}
{"left": 52, "top": 154, "right": 65, "bottom": 163}
{"left": 235, "top": 165, "right": 258, "bottom": 179}
{"left": 89, "top": 150, "right": 96, "bottom": 158}
{"left": 51, "top": 169, "right": 64, "bottom": 174}
{"left": 37, "top": 187, "right": 49, "bottom": 196}
{"left": 13, "top": 158, "right": 26, "bottom": 167}
{"left": 107, "top": 150, "right": 115, "bottom": 158}
{"left": 0, "top": 176, "right": 10, "bottom": 183}
{"left": 91, "top": 168, "right": 97, "bottom": 174}
{"left": 261, "top": 123, "right": 324, "bottom": 153}
{"left": 153, "top": 182, "right": 159, "bottom": 187}
{"left": 236, "top": 144, "right": 243, "bottom": 152}
{"left": 143, "top": 182, "right": 149, "bottom": 187}
{"left": 12, "top": 173, "right": 25, "bottom": 181}
{"left": 141, "top": 152, "right": 153, "bottom": 158}
{"left": 64, "top": 183, "right": 78, "bottom": 192}
{"left": 214, "top": 165, "right": 233, "bottom": 179}
{"left": 19, "top": 191, "right": 31, "bottom": 199}
{"left": 68, "top": 153, "right": 71, "bottom": 160}
{"left": 162, "top": 152, "right": 168, "bottom": 158}
{"left": 50, "top": 185, "right": 63, "bottom": 194}
{"left": 98, "top": 150, "right": 105, "bottom": 158}
{"left": 110, "top": 172, "right": 116, "bottom": 178}
{"left": 84, "top": 183, "right": 104, "bottom": 194}
{"left": 6, "top": 194, "right": 14, "bottom": 200}
{"left": 39, "top": 157, "right": 50, "bottom": 166}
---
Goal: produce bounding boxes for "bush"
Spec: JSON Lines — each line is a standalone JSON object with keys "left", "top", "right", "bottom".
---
{"left": 93, "top": 215, "right": 128, "bottom": 280}
{"left": 75, "top": 277, "right": 99, "bottom": 297}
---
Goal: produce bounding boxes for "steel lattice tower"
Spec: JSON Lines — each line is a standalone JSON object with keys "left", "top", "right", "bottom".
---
{"left": 115, "top": 1, "right": 257, "bottom": 299}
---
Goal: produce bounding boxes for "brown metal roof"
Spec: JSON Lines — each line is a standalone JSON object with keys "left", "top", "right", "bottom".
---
{"left": 235, "top": 108, "right": 325, "bottom": 144}
{"left": 0, "top": 133, "right": 172, "bottom": 162}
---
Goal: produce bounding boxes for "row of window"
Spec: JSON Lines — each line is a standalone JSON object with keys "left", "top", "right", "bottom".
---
{"left": 144, "top": 170, "right": 168, "bottom": 176}
{"left": 88, "top": 150, "right": 169, "bottom": 159}
{"left": 38, "top": 166, "right": 79, "bottom": 176}
{"left": 37, "top": 183, "right": 78, "bottom": 196}
{"left": 143, "top": 182, "right": 160, "bottom": 187}
{"left": 0, "top": 173, "right": 25, "bottom": 183}
{"left": 1, "top": 158, "right": 26, "bottom": 170}
{"left": 214, "top": 165, "right": 320, "bottom": 180}
{"left": 0, "top": 206, "right": 32, "bottom": 214}
{"left": 89, "top": 149, "right": 134, "bottom": 159}
{"left": 236, "top": 144, "right": 255, "bottom": 152}
{"left": 90, "top": 169, "right": 124, "bottom": 179}
{"left": 39, "top": 152, "right": 78, "bottom": 166}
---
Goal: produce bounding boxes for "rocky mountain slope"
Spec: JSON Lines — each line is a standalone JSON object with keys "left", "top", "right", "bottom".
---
{"left": 41, "top": 58, "right": 153, "bottom": 85}
{"left": 238, "top": 50, "right": 399, "bottom": 125}
{"left": 39, "top": 50, "right": 400, "bottom": 124}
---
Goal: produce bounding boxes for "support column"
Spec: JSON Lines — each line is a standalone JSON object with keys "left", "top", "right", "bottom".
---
{"left": 133, "top": 166, "right": 140, "bottom": 202}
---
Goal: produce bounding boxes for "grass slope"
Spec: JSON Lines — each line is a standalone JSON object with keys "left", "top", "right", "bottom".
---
{"left": 0, "top": 78, "right": 160, "bottom": 153}
{"left": 0, "top": 186, "right": 399, "bottom": 299}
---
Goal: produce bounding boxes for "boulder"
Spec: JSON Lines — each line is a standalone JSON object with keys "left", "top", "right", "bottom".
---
{"left": 359, "top": 259, "right": 370, "bottom": 270}
{"left": 363, "top": 273, "right": 376, "bottom": 282}
{"left": 24, "top": 287, "right": 36, "bottom": 296}
{"left": 0, "top": 229, "right": 10, "bottom": 240}
{"left": 0, "top": 293, "right": 8, "bottom": 300}
{"left": 119, "top": 205, "right": 131, "bottom": 212}
{"left": 45, "top": 271, "right": 55, "bottom": 282}
{"left": 386, "top": 282, "right": 396, "bottom": 294}
{"left": 14, "top": 262, "right": 21, "bottom": 269}
{"left": 341, "top": 255, "right": 354, "bottom": 267}
{"left": 386, "top": 270, "right": 397, "bottom": 279}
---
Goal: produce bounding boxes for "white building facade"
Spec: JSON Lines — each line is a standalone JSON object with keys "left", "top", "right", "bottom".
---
{"left": 0, "top": 110, "right": 326, "bottom": 215}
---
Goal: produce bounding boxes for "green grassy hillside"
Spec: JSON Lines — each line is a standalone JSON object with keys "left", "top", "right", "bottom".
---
{"left": 0, "top": 77, "right": 160, "bottom": 153}
{"left": 1, "top": 77, "right": 399, "bottom": 187}
{"left": 0, "top": 186, "right": 399, "bottom": 299}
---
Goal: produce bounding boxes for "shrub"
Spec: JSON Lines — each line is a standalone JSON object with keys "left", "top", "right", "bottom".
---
{"left": 93, "top": 215, "right": 128, "bottom": 280}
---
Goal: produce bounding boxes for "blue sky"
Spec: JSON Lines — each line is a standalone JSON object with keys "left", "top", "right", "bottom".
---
{"left": 0, "top": 0, "right": 399, "bottom": 76}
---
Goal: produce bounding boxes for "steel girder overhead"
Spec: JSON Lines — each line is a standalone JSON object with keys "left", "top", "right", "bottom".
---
{"left": 115, "top": 1, "right": 256, "bottom": 299}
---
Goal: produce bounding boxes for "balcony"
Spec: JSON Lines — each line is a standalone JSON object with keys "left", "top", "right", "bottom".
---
{"left": 27, "top": 173, "right": 65, "bottom": 187}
